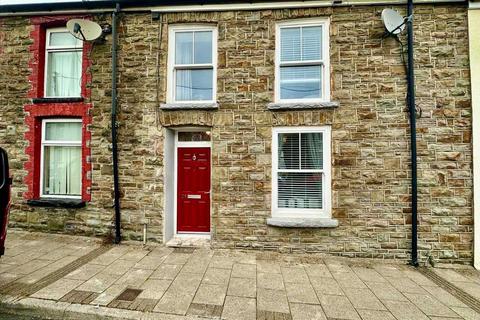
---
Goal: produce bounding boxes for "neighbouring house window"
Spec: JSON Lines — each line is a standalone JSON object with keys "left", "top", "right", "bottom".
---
{"left": 45, "top": 28, "right": 83, "bottom": 97}
{"left": 41, "top": 119, "right": 82, "bottom": 198}
{"left": 272, "top": 127, "right": 331, "bottom": 217}
{"left": 276, "top": 19, "right": 330, "bottom": 102}
{"left": 168, "top": 25, "right": 217, "bottom": 103}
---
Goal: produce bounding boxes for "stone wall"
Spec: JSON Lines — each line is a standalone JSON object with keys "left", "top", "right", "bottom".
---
{"left": 0, "top": 4, "right": 472, "bottom": 264}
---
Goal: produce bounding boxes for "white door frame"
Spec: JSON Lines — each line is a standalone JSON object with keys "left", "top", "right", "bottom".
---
{"left": 469, "top": 6, "right": 480, "bottom": 269}
{"left": 173, "top": 129, "right": 212, "bottom": 237}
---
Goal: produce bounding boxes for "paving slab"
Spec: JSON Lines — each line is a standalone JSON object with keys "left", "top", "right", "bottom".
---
{"left": 281, "top": 266, "right": 310, "bottom": 284}
{"left": 202, "top": 267, "right": 231, "bottom": 285}
{"left": 150, "top": 264, "right": 183, "bottom": 280}
{"left": 65, "top": 263, "right": 106, "bottom": 281}
{"left": 351, "top": 267, "right": 387, "bottom": 283}
{"left": 154, "top": 291, "right": 194, "bottom": 315}
{"left": 31, "top": 278, "right": 84, "bottom": 300}
{"left": 138, "top": 279, "right": 172, "bottom": 300}
{"left": 365, "top": 281, "right": 408, "bottom": 302}
{"left": 356, "top": 309, "right": 397, "bottom": 320}
{"left": 304, "top": 264, "right": 333, "bottom": 279}
{"left": 257, "top": 272, "right": 285, "bottom": 290}
{"left": 193, "top": 283, "right": 227, "bottom": 305}
{"left": 343, "top": 288, "right": 386, "bottom": 311}
{"left": 421, "top": 285, "right": 468, "bottom": 308}
{"left": 231, "top": 263, "right": 256, "bottom": 279}
{"left": 285, "top": 282, "right": 319, "bottom": 304}
{"left": 383, "top": 300, "right": 430, "bottom": 320}
{"left": 318, "top": 294, "right": 360, "bottom": 320}
{"left": 227, "top": 277, "right": 256, "bottom": 298}
{"left": 404, "top": 292, "right": 461, "bottom": 318}
{"left": 257, "top": 288, "right": 290, "bottom": 314}
{"left": 222, "top": 296, "right": 256, "bottom": 320}
{"left": 209, "top": 256, "right": 234, "bottom": 269}
{"left": 290, "top": 303, "right": 327, "bottom": 320}
{"left": 310, "top": 276, "right": 344, "bottom": 295}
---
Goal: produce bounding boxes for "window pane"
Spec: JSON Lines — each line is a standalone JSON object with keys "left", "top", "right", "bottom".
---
{"left": 178, "top": 131, "right": 211, "bottom": 142}
{"left": 194, "top": 31, "right": 212, "bottom": 64}
{"left": 175, "top": 69, "right": 213, "bottom": 101}
{"left": 49, "top": 31, "right": 81, "bottom": 47}
{"left": 278, "top": 172, "right": 323, "bottom": 209}
{"left": 46, "top": 51, "right": 82, "bottom": 97}
{"left": 278, "top": 133, "right": 299, "bottom": 169}
{"left": 280, "top": 65, "right": 321, "bottom": 100}
{"left": 43, "top": 146, "right": 81, "bottom": 196}
{"left": 302, "top": 26, "right": 322, "bottom": 61}
{"left": 45, "top": 122, "right": 82, "bottom": 141}
{"left": 301, "top": 132, "right": 323, "bottom": 170}
{"left": 280, "top": 27, "right": 301, "bottom": 62}
{"left": 175, "top": 32, "right": 193, "bottom": 64}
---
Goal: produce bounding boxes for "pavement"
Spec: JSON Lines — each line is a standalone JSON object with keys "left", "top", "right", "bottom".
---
{"left": 0, "top": 231, "right": 480, "bottom": 320}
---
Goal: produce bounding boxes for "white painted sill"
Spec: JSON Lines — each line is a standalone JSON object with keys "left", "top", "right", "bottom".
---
{"left": 160, "top": 102, "right": 219, "bottom": 110}
{"left": 267, "top": 217, "right": 339, "bottom": 228}
{"left": 267, "top": 101, "right": 339, "bottom": 110}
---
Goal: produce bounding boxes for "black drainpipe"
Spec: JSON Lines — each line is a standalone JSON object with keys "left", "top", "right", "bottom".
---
{"left": 112, "top": 2, "right": 121, "bottom": 244}
{"left": 406, "top": 0, "right": 419, "bottom": 267}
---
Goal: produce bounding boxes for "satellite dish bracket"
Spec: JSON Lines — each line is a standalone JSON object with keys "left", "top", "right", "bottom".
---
{"left": 382, "top": 14, "right": 413, "bottom": 39}
{"left": 73, "top": 23, "right": 87, "bottom": 41}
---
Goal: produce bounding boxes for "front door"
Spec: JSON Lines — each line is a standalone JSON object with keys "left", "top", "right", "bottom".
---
{"left": 177, "top": 147, "right": 211, "bottom": 232}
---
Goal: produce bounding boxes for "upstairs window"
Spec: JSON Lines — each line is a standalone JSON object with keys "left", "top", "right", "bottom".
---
{"left": 272, "top": 127, "right": 331, "bottom": 218}
{"left": 168, "top": 25, "right": 217, "bottom": 103}
{"left": 41, "top": 119, "right": 82, "bottom": 198}
{"left": 45, "top": 28, "right": 83, "bottom": 98}
{"left": 275, "top": 19, "right": 330, "bottom": 102}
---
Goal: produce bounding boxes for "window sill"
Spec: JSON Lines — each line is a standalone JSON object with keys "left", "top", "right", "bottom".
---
{"left": 267, "top": 101, "right": 339, "bottom": 111}
{"left": 160, "top": 102, "right": 219, "bottom": 110}
{"left": 267, "top": 217, "right": 338, "bottom": 228}
{"left": 27, "top": 199, "right": 85, "bottom": 208}
{"left": 32, "top": 97, "right": 84, "bottom": 104}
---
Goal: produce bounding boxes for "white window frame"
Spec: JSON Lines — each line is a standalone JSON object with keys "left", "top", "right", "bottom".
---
{"left": 40, "top": 118, "right": 83, "bottom": 199}
{"left": 275, "top": 18, "right": 330, "bottom": 103}
{"left": 271, "top": 126, "right": 331, "bottom": 218}
{"left": 167, "top": 24, "right": 218, "bottom": 104}
{"left": 44, "top": 27, "right": 83, "bottom": 98}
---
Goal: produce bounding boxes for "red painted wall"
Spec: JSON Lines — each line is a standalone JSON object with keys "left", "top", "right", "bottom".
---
{"left": 24, "top": 15, "right": 93, "bottom": 201}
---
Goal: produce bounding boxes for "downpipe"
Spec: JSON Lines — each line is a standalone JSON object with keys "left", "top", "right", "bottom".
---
{"left": 407, "top": 0, "right": 419, "bottom": 267}
{"left": 112, "top": 3, "right": 121, "bottom": 244}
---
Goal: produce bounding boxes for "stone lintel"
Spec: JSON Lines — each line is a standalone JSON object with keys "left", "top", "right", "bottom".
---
{"left": 267, "top": 101, "right": 339, "bottom": 110}
{"left": 267, "top": 217, "right": 339, "bottom": 228}
{"left": 160, "top": 103, "right": 219, "bottom": 110}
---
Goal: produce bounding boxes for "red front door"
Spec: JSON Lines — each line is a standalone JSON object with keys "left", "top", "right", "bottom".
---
{"left": 177, "top": 147, "right": 211, "bottom": 232}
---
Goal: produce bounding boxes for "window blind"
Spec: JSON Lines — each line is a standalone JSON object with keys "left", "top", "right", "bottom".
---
{"left": 277, "top": 132, "right": 324, "bottom": 209}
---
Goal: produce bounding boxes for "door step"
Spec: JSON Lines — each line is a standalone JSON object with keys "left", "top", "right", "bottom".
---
{"left": 166, "top": 236, "right": 210, "bottom": 248}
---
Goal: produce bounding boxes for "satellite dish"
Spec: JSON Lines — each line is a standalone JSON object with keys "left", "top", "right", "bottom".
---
{"left": 381, "top": 9, "right": 406, "bottom": 36}
{"left": 67, "top": 19, "right": 103, "bottom": 41}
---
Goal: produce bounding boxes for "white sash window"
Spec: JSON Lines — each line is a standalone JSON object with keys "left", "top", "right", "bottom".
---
{"left": 41, "top": 119, "right": 82, "bottom": 198}
{"left": 45, "top": 28, "right": 83, "bottom": 98}
{"left": 275, "top": 19, "right": 330, "bottom": 102}
{"left": 272, "top": 127, "right": 331, "bottom": 217}
{"left": 167, "top": 25, "right": 217, "bottom": 103}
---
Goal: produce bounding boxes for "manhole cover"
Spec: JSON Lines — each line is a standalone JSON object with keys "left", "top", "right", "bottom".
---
{"left": 115, "top": 288, "right": 142, "bottom": 301}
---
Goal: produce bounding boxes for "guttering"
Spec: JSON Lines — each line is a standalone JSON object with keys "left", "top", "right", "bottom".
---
{"left": 111, "top": 2, "right": 121, "bottom": 244}
{"left": 0, "top": 0, "right": 467, "bottom": 16}
{"left": 149, "top": 0, "right": 466, "bottom": 12}
{"left": 406, "top": 0, "right": 419, "bottom": 267}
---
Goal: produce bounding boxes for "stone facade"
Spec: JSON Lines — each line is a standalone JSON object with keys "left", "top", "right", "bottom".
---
{"left": 0, "top": 4, "right": 472, "bottom": 264}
